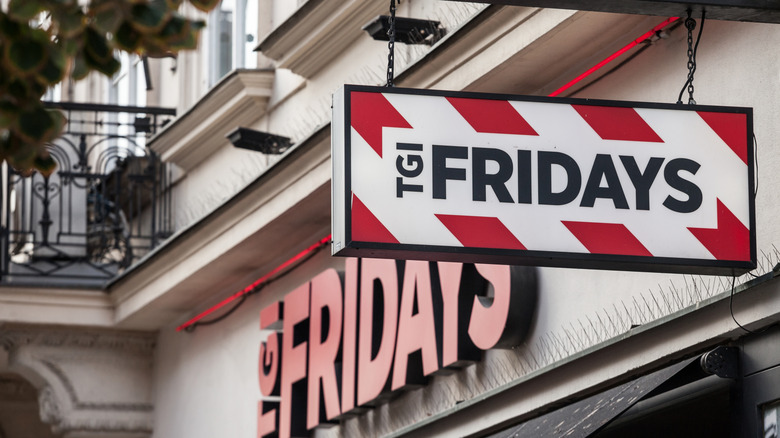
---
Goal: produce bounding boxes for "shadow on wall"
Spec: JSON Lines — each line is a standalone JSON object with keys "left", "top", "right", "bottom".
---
{"left": 0, "top": 372, "right": 58, "bottom": 438}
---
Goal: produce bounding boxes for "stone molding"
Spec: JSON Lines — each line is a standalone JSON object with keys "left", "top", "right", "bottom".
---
{"left": 257, "top": 0, "right": 386, "bottom": 77}
{"left": 0, "top": 325, "right": 155, "bottom": 438}
{"left": 149, "top": 68, "right": 275, "bottom": 171}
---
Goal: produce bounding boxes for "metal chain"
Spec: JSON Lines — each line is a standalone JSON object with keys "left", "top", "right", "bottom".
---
{"left": 685, "top": 15, "right": 696, "bottom": 104}
{"left": 386, "top": 0, "right": 396, "bottom": 87}
{"left": 677, "top": 9, "right": 706, "bottom": 104}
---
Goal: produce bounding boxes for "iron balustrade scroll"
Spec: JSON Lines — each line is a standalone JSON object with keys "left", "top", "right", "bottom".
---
{"left": 0, "top": 102, "right": 176, "bottom": 287}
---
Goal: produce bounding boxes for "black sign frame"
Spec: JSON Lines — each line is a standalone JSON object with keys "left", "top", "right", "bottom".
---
{"left": 331, "top": 85, "right": 756, "bottom": 275}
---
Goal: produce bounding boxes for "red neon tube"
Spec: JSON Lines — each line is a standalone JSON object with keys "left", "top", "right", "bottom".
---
{"left": 176, "top": 234, "right": 331, "bottom": 332}
{"left": 177, "top": 17, "right": 679, "bottom": 333}
{"left": 548, "top": 17, "right": 678, "bottom": 97}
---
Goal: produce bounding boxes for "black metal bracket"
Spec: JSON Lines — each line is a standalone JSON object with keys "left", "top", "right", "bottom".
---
{"left": 227, "top": 127, "right": 292, "bottom": 155}
{"left": 363, "top": 16, "right": 446, "bottom": 46}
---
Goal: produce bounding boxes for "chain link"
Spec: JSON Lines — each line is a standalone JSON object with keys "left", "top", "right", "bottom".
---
{"left": 386, "top": 0, "right": 396, "bottom": 87}
{"left": 677, "top": 9, "right": 705, "bottom": 104}
{"left": 685, "top": 16, "right": 696, "bottom": 104}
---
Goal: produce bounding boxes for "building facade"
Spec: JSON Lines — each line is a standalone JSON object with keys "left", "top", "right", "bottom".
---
{"left": 2, "top": 1, "right": 780, "bottom": 437}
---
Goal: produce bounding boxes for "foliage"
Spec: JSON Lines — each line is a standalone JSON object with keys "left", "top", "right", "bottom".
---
{"left": 0, "top": 0, "right": 220, "bottom": 175}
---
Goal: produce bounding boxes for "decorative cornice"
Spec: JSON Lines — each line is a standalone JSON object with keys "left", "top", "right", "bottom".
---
{"left": 149, "top": 69, "right": 275, "bottom": 171}
{"left": 1, "top": 326, "right": 155, "bottom": 437}
{"left": 52, "top": 416, "right": 153, "bottom": 436}
{"left": 0, "top": 326, "right": 155, "bottom": 355}
{"left": 0, "top": 286, "right": 113, "bottom": 327}
{"left": 42, "top": 360, "right": 153, "bottom": 412}
{"left": 38, "top": 386, "right": 62, "bottom": 425}
{"left": 257, "top": 0, "right": 385, "bottom": 77}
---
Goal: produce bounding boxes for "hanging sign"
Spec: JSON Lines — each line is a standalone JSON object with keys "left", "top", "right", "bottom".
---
{"left": 331, "top": 85, "right": 755, "bottom": 275}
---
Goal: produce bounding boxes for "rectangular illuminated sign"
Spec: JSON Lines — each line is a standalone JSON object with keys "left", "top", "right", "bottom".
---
{"left": 331, "top": 85, "right": 755, "bottom": 274}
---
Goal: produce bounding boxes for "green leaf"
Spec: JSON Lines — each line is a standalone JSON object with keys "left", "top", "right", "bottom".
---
{"left": 36, "top": 52, "right": 66, "bottom": 85}
{"left": 34, "top": 150, "right": 58, "bottom": 177}
{"left": 48, "top": 109, "right": 66, "bottom": 138}
{"left": 0, "top": 12, "right": 22, "bottom": 39}
{"left": 155, "top": 15, "right": 203, "bottom": 50}
{"left": 8, "top": 0, "right": 44, "bottom": 22}
{"left": 139, "top": 37, "right": 171, "bottom": 58}
{"left": 84, "top": 26, "right": 112, "bottom": 62}
{"left": 61, "top": 37, "right": 82, "bottom": 57}
{"left": 16, "top": 105, "right": 55, "bottom": 143}
{"left": 9, "top": 143, "right": 40, "bottom": 173}
{"left": 56, "top": 7, "right": 86, "bottom": 38}
{"left": 188, "top": 0, "right": 220, "bottom": 12}
{"left": 0, "top": 101, "right": 18, "bottom": 129}
{"left": 6, "top": 76, "right": 46, "bottom": 101}
{"left": 71, "top": 52, "right": 89, "bottom": 79}
{"left": 114, "top": 21, "right": 141, "bottom": 52}
{"left": 92, "top": 2, "right": 125, "bottom": 34}
{"left": 7, "top": 79, "right": 31, "bottom": 100}
{"left": 0, "top": 130, "right": 24, "bottom": 161}
{"left": 84, "top": 49, "right": 120, "bottom": 76}
{"left": 6, "top": 36, "right": 47, "bottom": 74}
{"left": 160, "top": 14, "right": 186, "bottom": 39}
{"left": 131, "top": 3, "right": 169, "bottom": 32}
{"left": 167, "top": 24, "right": 199, "bottom": 51}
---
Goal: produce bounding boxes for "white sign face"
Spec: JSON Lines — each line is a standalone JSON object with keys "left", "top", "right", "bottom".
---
{"left": 331, "top": 85, "right": 755, "bottom": 274}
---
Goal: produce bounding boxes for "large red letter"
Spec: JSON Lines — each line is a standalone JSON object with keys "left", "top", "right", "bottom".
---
{"left": 357, "top": 258, "right": 398, "bottom": 406}
{"left": 392, "top": 261, "right": 438, "bottom": 390}
{"left": 341, "top": 258, "right": 359, "bottom": 414}
{"left": 258, "top": 401, "right": 278, "bottom": 438}
{"left": 468, "top": 264, "right": 510, "bottom": 350}
{"left": 468, "top": 264, "right": 537, "bottom": 349}
{"left": 437, "top": 262, "right": 481, "bottom": 369}
{"left": 280, "top": 283, "right": 310, "bottom": 438}
{"left": 259, "top": 301, "right": 282, "bottom": 398}
{"left": 307, "top": 269, "right": 343, "bottom": 429}
{"left": 258, "top": 301, "right": 282, "bottom": 438}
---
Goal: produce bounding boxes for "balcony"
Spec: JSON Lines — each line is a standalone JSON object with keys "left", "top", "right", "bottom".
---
{"left": 0, "top": 102, "right": 177, "bottom": 288}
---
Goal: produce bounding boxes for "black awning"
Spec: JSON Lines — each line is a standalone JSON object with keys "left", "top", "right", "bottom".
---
{"left": 488, "top": 358, "right": 699, "bottom": 438}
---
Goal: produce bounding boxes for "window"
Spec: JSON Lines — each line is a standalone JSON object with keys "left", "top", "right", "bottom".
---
{"left": 108, "top": 53, "right": 148, "bottom": 153}
{"left": 208, "top": 0, "right": 259, "bottom": 85}
{"left": 765, "top": 400, "right": 780, "bottom": 438}
{"left": 43, "top": 83, "right": 61, "bottom": 102}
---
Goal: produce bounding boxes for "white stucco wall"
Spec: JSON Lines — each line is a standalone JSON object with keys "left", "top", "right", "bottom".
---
{"left": 149, "top": 9, "right": 780, "bottom": 438}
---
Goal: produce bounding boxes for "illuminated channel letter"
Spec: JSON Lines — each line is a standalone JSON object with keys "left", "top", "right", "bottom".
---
{"left": 357, "top": 258, "right": 398, "bottom": 406}
{"left": 392, "top": 260, "right": 438, "bottom": 391}
{"left": 280, "top": 283, "right": 310, "bottom": 438}
{"left": 307, "top": 269, "right": 343, "bottom": 429}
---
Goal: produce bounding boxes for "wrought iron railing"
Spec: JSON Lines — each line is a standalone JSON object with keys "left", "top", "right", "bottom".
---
{"left": 0, "top": 102, "right": 176, "bottom": 287}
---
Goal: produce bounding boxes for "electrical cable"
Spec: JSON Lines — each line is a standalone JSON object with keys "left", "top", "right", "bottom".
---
{"left": 185, "top": 293, "right": 250, "bottom": 331}
{"left": 730, "top": 274, "right": 756, "bottom": 334}
{"left": 177, "top": 235, "right": 331, "bottom": 332}
{"left": 727, "top": 124, "right": 762, "bottom": 328}
{"left": 753, "top": 134, "right": 759, "bottom": 198}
